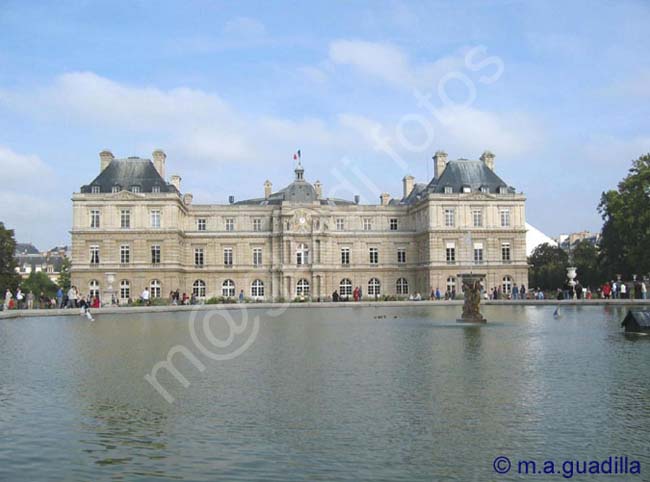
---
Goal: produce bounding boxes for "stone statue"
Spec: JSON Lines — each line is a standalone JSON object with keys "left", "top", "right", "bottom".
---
{"left": 457, "top": 274, "right": 487, "bottom": 323}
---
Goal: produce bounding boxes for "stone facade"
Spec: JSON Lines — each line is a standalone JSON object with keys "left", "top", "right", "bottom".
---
{"left": 71, "top": 150, "right": 527, "bottom": 302}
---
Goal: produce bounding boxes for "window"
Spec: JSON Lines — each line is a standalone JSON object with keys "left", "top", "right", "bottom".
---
{"left": 90, "top": 209, "right": 100, "bottom": 228}
{"left": 473, "top": 243, "right": 484, "bottom": 265}
{"left": 296, "top": 243, "right": 309, "bottom": 265}
{"left": 389, "top": 218, "right": 398, "bottom": 231}
{"left": 462, "top": 185, "right": 471, "bottom": 193}
{"left": 120, "top": 280, "right": 130, "bottom": 300}
{"left": 472, "top": 209, "right": 483, "bottom": 228}
{"left": 369, "top": 247, "right": 379, "bottom": 265}
{"left": 193, "top": 279, "right": 206, "bottom": 298}
{"left": 252, "top": 247, "right": 262, "bottom": 266}
{"left": 499, "top": 186, "right": 508, "bottom": 194}
{"left": 340, "top": 278, "right": 352, "bottom": 297}
{"left": 150, "top": 209, "right": 161, "bottom": 228}
{"left": 120, "top": 209, "right": 131, "bottom": 229}
{"left": 500, "top": 208, "right": 511, "bottom": 227}
{"left": 502, "top": 276, "right": 513, "bottom": 294}
{"left": 222, "top": 279, "right": 235, "bottom": 297}
{"left": 90, "top": 245, "right": 100, "bottom": 265}
{"left": 225, "top": 218, "right": 234, "bottom": 232}
{"left": 444, "top": 186, "right": 453, "bottom": 194}
{"left": 336, "top": 218, "right": 344, "bottom": 231}
{"left": 194, "top": 248, "right": 204, "bottom": 267}
{"left": 197, "top": 218, "right": 206, "bottom": 231}
{"left": 396, "top": 278, "right": 409, "bottom": 295}
{"left": 444, "top": 208, "right": 455, "bottom": 227}
{"left": 224, "top": 247, "right": 233, "bottom": 266}
{"left": 151, "top": 245, "right": 161, "bottom": 264}
{"left": 150, "top": 280, "right": 161, "bottom": 298}
{"left": 368, "top": 278, "right": 381, "bottom": 296}
{"left": 446, "top": 243, "right": 456, "bottom": 264}
{"left": 363, "top": 218, "right": 372, "bottom": 231}
{"left": 446, "top": 276, "right": 456, "bottom": 293}
{"left": 89, "top": 280, "right": 100, "bottom": 298}
{"left": 501, "top": 242, "right": 511, "bottom": 262}
{"left": 251, "top": 279, "right": 264, "bottom": 298}
{"left": 91, "top": 185, "right": 100, "bottom": 194}
{"left": 297, "top": 279, "right": 310, "bottom": 297}
{"left": 112, "top": 185, "right": 120, "bottom": 193}
{"left": 253, "top": 218, "right": 262, "bottom": 232}
{"left": 131, "top": 185, "right": 141, "bottom": 193}
{"left": 120, "top": 244, "right": 130, "bottom": 264}
{"left": 397, "top": 247, "right": 406, "bottom": 264}
{"left": 480, "top": 186, "right": 489, "bottom": 194}
{"left": 152, "top": 185, "right": 161, "bottom": 193}
{"left": 340, "top": 247, "right": 350, "bottom": 265}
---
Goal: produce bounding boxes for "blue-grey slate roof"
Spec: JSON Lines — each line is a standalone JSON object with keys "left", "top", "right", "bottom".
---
{"left": 427, "top": 159, "right": 513, "bottom": 194}
{"left": 81, "top": 158, "right": 175, "bottom": 193}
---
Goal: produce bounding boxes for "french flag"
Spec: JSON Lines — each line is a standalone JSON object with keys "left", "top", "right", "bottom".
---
{"left": 293, "top": 149, "right": 301, "bottom": 161}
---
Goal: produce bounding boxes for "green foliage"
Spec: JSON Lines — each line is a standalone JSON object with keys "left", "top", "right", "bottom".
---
{"left": 598, "top": 153, "right": 650, "bottom": 279}
{"left": 528, "top": 243, "right": 569, "bottom": 290}
{"left": 57, "top": 257, "right": 71, "bottom": 291}
{"left": 205, "top": 296, "right": 237, "bottom": 304}
{"left": 21, "top": 271, "right": 58, "bottom": 299}
{"left": 0, "top": 222, "right": 21, "bottom": 293}
{"left": 571, "top": 240, "right": 603, "bottom": 288}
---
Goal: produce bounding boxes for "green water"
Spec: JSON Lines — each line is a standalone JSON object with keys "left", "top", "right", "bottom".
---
{"left": 0, "top": 304, "right": 648, "bottom": 481}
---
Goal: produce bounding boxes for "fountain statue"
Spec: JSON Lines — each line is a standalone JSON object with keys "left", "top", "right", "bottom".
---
{"left": 457, "top": 273, "right": 487, "bottom": 323}
{"left": 566, "top": 267, "right": 577, "bottom": 299}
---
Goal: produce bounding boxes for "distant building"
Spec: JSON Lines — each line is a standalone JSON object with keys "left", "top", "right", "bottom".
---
{"left": 71, "top": 149, "right": 528, "bottom": 303}
{"left": 15, "top": 243, "right": 69, "bottom": 283}
{"left": 525, "top": 223, "right": 558, "bottom": 257}
{"left": 556, "top": 230, "right": 600, "bottom": 251}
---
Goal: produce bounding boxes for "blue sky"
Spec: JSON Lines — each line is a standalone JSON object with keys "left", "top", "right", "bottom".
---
{"left": 1, "top": 0, "right": 649, "bottom": 248}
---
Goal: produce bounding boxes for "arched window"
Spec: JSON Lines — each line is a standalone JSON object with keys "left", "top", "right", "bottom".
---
{"left": 446, "top": 276, "right": 456, "bottom": 293}
{"left": 89, "top": 279, "right": 100, "bottom": 298}
{"left": 339, "top": 278, "right": 352, "bottom": 297}
{"left": 368, "top": 278, "right": 381, "bottom": 296}
{"left": 251, "top": 279, "right": 264, "bottom": 299}
{"left": 297, "top": 278, "right": 310, "bottom": 297}
{"left": 120, "top": 280, "right": 130, "bottom": 300}
{"left": 150, "top": 279, "right": 161, "bottom": 298}
{"left": 222, "top": 279, "right": 235, "bottom": 297}
{"left": 502, "top": 276, "right": 513, "bottom": 294}
{"left": 193, "top": 279, "right": 206, "bottom": 298}
{"left": 296, "top": 243, "right": 309, "bottom": 265}
{"left": 396, "top": 278, "right": 409, "bottom": 295}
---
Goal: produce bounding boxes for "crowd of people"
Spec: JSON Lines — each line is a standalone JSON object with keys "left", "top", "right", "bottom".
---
{"left": 2, "top": 286, "right": 101, "bottom": 311}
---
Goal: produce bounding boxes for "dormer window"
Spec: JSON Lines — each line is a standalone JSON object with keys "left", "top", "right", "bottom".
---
{"left": 131, "top": 185, "right": 141, "bottom": 193}
{"left": 91, "top": 185, "right": 100, "bottom": 194}
{"left": 462, "top": 185, "right": 471, "bottom": 193}
{"left": 480, "top": 186, "right": 489, "bottom": 194}
{"left": 444, "top": 186, "right": 453, "bottom": 194}
{"left": 112, "top": 185, "right": 121, "bottom": 193}
{"left": 152, "top": 185, "right": 161, "bottom": 193}
{"left": 498, "top": 186, "right": 508, "bottom": 194}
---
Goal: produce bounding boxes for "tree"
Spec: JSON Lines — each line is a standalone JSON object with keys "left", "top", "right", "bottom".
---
{"left": 21, "top": 271, "right": 58, "bottom": 299}
{"left": 528, "top": 243, "right": 569, "bottom": 290}
{"left": 598, "top": 153, "right": 650, "bottom": 279}
{"left": 571, "top": 240, "right": 603, "bottom": 289}
{"left": 0, "top": 222, "right": 21, "bottom": 293}
{"left": 58, "top": 257, "right": 71, "bottom": 291}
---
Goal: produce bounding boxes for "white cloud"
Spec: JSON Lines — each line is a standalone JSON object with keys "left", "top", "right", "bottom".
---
{"left": 0, "top": 145, "right": 52, "bottom": 183}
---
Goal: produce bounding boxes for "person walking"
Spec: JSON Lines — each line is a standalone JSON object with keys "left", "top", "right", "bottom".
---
{"left": 4, "top": 289, "right": 12, "bottom": 310}
{"left": 238, "top": 290, "right": 244, "bottom": 303}
{"left": 26, "top": 291, "right": 34, "bottom": 310}
{"left": 67, "top": 286, "right": 76, "bottom": 308}
{"left": 620, "top": 282, "right": 627, "bottom": 299}
{"left": 141, "top": 287, "right": 150, "bottom": 306}
{"left": 56, "top": 287, "right": 64, "bottom": 308}
{"left": 520, "top": 284, "right": 526, "bottom": 300}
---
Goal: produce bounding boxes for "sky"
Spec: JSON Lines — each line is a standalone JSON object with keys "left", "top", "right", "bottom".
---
{"left": 1, "top": 0, "right": 649, "bottom": 249}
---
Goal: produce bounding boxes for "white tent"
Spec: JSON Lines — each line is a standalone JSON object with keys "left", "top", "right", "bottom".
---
{"left": 526, "top": 222, "right": 557, "bottom": 256}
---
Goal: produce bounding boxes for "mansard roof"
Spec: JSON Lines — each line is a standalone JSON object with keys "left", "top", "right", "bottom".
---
{"left": 80, "top": 157, "right": 175, "bottom": 193}
{"left": 427, "top": 159, "right": 514, "bottom": 194}
{"left": 15, "top": 243, "right": 40, "bottom": 256}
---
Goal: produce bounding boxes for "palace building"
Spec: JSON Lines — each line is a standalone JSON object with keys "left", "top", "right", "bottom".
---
{"left": 70, "top": 149, "right": 527, "bottom": 302}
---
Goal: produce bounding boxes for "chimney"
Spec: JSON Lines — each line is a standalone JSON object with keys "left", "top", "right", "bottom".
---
{"left": 99, "top": 150, "right": 114, "bottom": 172}
{"left": 480, "top": 150, "right": 495, "bottom": 171}
{"left": 183, "top": 193, "right": 193, "bottom": 205}
{"left": 402, "top": 175, "right": 415, "bottom": 198}
{"left": 314, "top": 180, "right": 322, "bottom": 199}
{"left": 354, "top": 195, "right": 360, "bottom": 205}
{"left": 228, "top": 195, "right": 235, "bottom": 204}
{"left": 170, "top": 175, "right": 181, "bottom": 192}
{"left": 152, "top": 149, "right": 166, "bottom": 179}
{"left": 433, "top": 150, "right": 448, "bottom": 179}
{"left": 264, "top": 180, "right": 272, "bottom": 199}
{"left": 380, "top": 193, "right": 392, "bottom": 206}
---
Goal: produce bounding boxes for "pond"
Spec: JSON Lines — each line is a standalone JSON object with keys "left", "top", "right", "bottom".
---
{"left": 0, "top": 304, "right": 648, "bottom": 481}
